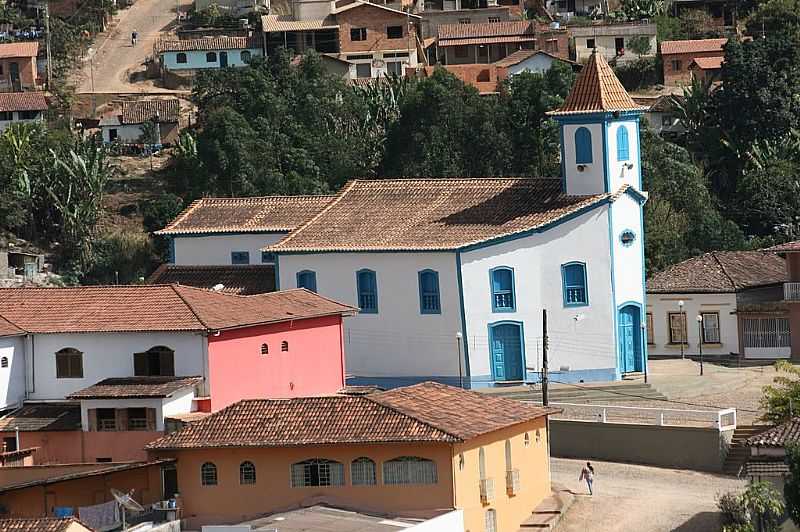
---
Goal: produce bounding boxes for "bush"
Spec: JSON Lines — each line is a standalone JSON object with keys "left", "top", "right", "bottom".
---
{"left": 83, "top": 231, "right": 156, "bottom": 285}
{"left": 614, "top": 57, "right": 660, "bottom": 90}
{"left": 718, "top": 482, "right": 785, "bottom": 532}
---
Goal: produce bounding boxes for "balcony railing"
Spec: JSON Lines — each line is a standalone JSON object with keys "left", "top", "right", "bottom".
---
{"left": 785, "top": 282, "right": 800, "bottom": 301}
{"left": 479, "top": 478, "right": 495, "bottom": 504}
{"left": 506, "top": 469, "right": 520, "bottom": 495}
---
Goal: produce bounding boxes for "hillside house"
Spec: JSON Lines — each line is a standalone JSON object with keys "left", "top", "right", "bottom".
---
{"left": 435, "top": 21, "right": 569, "bottom": 65}
{"left": 99, "top": 99, "right": 180, "bottom": 145}
{"left": 0, "top": 42, "right": 39, "bottom": 92}
{"left": 570, "top": 22, "right": 657, "bottom": 65}
{"left": 632, "top": 95, "right": 685, "bottom": 136}
{"left": 155, "top": 36, "right": 262, "bottom": 87}
{"left": 494, "top": 49, "right": 579, "bottom": 75}
{"left": 0, "top": 92, "right": 46, "bottom": 133}
{"left": 660, "top": 38, "right": 726, "bottom": 86}
{"left": 689, "top": 55, "right": 724, "bottom": 84}
{"left": 671, "top": 0, "right": 737, "bottom": 28}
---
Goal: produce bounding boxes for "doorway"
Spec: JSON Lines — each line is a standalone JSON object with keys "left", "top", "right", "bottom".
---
{"left": 489, "top": 322, "right": 525, "bottom": 382}
{"left": 162, "top": 464, "right": 178, "bottom": 499}
{"left": 618, "top": 304, "right": 642, "bottom": 373}
{"left": 219, "top": 51, "right": 228, "bottom": 67}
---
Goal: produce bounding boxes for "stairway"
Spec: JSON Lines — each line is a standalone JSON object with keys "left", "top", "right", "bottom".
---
{"left": 480, "top": 382, "right": 668, "bottom": 404}
{"left": 723, "top": 425, "right": 771, "bottom": 477}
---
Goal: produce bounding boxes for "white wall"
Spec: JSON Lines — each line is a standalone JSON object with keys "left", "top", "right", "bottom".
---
{"left": 646, "top": 292, "right": 738, "bottom": 357}
{"left": 101, "top": 123, "right": 145, "bottom": 143}
{"left": 610, "top": 192, "right": 644, "bottom": 307}
{"left": 27, "top": 332, "right": 207, "bottom": 400}
{"left": 278, "top": 252, "right": 463, "bottom": 380}
{"left": 78, "top": 388, "right": 196, "bottom": 431}
{"left": 574, "top": 34, "right": 657, "bottom": 63}
{"left": 408, "top": 509, "right": 464, "bottom": 531}
{"left": 162, "top": 48, "right": 262, "bottom": 71}
{"left": 0, "top": 335, "right": 26, "bottom": 410}
{"left": 172, "top": 233, "right": 285, "bottom": 265}
{"left": 561, "top": 121, "right": 605, "bottom": 196}
{"left": 0, "top": 113, "right": 43, "bottom": 133}
{"left": 606, "top": 119, "right": 641, "bottom": 192}
{"left": 508, "top": 55, "right": 561, "bottom": 76}
{"left": 460, "top": 205, "right": 616, "bottom": 382}
{"left": 162, "top": 388, "right": 196, "bottom": 418}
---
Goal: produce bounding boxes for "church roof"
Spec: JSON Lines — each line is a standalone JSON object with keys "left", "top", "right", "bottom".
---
{"left": 549, "top": 49, "right": 647, "bottom": 116}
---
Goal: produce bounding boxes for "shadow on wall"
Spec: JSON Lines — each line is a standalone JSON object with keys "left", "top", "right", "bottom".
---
{"left": 669, "top": 511, "right": 723, "bottom": 532}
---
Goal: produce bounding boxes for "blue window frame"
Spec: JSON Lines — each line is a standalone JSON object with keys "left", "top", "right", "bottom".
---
{"left": 562, "top": 262, "right": 588, "bottom": 306}
{"left": 261, "top": 251, "right": 276, "bottom": 264}
{"left": 616, "top": 125, "right": 630, "bottom": 161}
{"left": 575, "top": 127, "right": 592, "bottom": 164}
{"left": 490, "top": 267, "right": 515, "bottom": 312}
{"left": 297, "top": 270, "right": 317, "bottom": 293}
{"left": 357, "top": 269, "right": 378, "bottom": 313}
{"left": 231, "top": 251, "right": 250, "bottom": 265}
{"left": 418, "top": 269, "right": 441, "bottom": 314}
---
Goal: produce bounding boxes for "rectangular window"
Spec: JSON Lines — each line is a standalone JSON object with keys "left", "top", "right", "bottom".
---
{"left": 587, "top": 38, "right": 595, "bottom": 49}
{"left": 458, "top": 18, "right": 471, "bottom": 24}
{"left": 297, "top": 270, "right": 317, "bottom": 293}
{"left": 383, "top": 457, "right": 437, "bottom": 485}
{"left": 291, "top": 460, "right": 345, "bottom": 487}
{"left": 742, "top": 317, "right": 791, "bottom": 348}
{"left": 3, "top": 436, "right": 17, "bottom": 452}
{"left": 490, "top": 267, "right": 515, "bottom": 312}
{"left": 488, "top": 16, "right": 501, "bottom": 23}
{"left": 418, "top": 270, "right": 441, "bottom": 314}
{"left": 546, "top": 38, "right": 558, "bottom": 53}
{"left": 701, "top": 312, "right": 721, "bottom": 344}
{"left": 485, "top": 509, "right": 497, "bottom": 532}
{"left": 346, "top": 54, "right": 373, "bottom": 61}
{"left": 56, "top": 350, "right": 83, "bottom": 379}
{"left": 668, "top": 312, "right": 687, "bottom": 344}
{"left": 231, "top": 251, "right": 250, "bottom": 264}
{"left": 562, "top": 262, "right": 588, "bottom": 306}
{"left": 356, "top": 62, "right": 372, "bottom": 78}
{"left": 0, "top": 111, "right": 11, "bottom": 121}
{"left": 96, "top": 409, "right": 117, "bottom": 432}
{"left": 127, "top": 408, "right": 149, "bottom": 431}
{"left": 387, "top": 61, "right": 403, "bottom": 76}
{"left": 357, "top": 269, "right": 378, "bottom": 313}
{"left": 18, "top": 111, "right": 39, "bottom": 120}
{"left": 646, "top": 312, "right": 655, "bottom": 345}
{"left": 387, "top": 25, "right": 403, "bottom": 39}
{"left": 454, "top": 46, "right": 469, "bottom": 58}
{"left": 261, "top": 251, "right": 276, "bottom": 264}
{"left": 134, "top": 349, "right": 175, "bottom": 377}
{"left": 671, "top": 59, "right": 682, "bottom": 71}
{"left": 350, "top": 27, "right": 367, "bottom": 41}
{"left": 615, "top": 37, "right": 624, "bottom": 53}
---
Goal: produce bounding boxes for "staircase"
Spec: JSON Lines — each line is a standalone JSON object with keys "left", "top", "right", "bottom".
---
{"left": 518, "top": 485, "right": 574, "bottom": 531}
{"left": 723, "top": 425, "right": 770, "bottom": 477}
{"left": 480, "top": 382, "right": 668, "bottom": 404}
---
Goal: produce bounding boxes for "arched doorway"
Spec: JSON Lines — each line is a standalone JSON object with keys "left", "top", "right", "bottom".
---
{"left": 489, "top": 322, "right": 525, "bottom": 382}
{"left": 618, "top": 304, "right": 643, "bottom": 373}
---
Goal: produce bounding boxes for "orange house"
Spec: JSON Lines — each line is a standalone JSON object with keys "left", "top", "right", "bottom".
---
{"left": 0, "top": 42, "right": 40, "bottom": 92}
{"left": 660, "top": 38, "right": 726, "bottom": 86}
{"left": 146, "top": 382, "right": 559, "bottom": 531}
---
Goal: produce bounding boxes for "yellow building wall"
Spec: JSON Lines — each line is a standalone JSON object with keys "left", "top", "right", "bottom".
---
{"left": 453, "top": 418, "right": 550, "bottom": 532}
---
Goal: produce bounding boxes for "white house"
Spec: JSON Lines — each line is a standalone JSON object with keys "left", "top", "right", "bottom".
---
{"left": 647, "top": 251, "right": 789, "bottom": 360}
{"left": 99, "top": 99, "right": 180, "bottom": 145}
{"left": 257, "top": 49, "right": 649, "bottom": 388}
{"left": 155, "top": 36, "right": 263, "bottom": 72}
{"left": 570, "top": 22, "right": 657, "bottom": 65}
{"left": 495, "top": 50, "right": 580, "bottom": 75}
{"left": 0, "top": 92, "right": 47, "bottom": 133}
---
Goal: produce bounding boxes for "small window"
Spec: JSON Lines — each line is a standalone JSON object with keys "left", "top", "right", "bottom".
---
{"left": 231, "top": 251, "right": 250, "bottom": 265}
{"left": 546, "top": 38, "right": 559, "bottom": 53}
{"left": 351, "top": 457, "right": 377, "bottom": 486}
{"left": 55, "top": 348, "right": 83, "bottom": 379}
{"left": 387, "top": 61, "right": 403, "bottom": 76}
{"left": 201, "top": 462, "right": 218, "bottom": 486}
{"left": 485, "top": 509, "right": 498, "bottom": 532}
{"left": 383, "top": 456, "right": 437, "bottom": 485}
{"left": 620, "top": 229, "right": 636, "bottom": 246}
{"left": 96, "top": 457, "right": 113, "bottom": 463}
{"left": 616, "top": 125, "right": 630, "bottom": 161}
{"left": 261, "top": 251, "right": 276, "bottom": 264}
{"left": 261, "top": 343, "right": 269, "bottom": 356}
{"left": 96, "top": 408, "right": 117, "bottom": 431}
{"left": 488, "top": 16, "right": 501, "bottom": 22}
{"left": 0, "top": 357, "right": 7, "bottom": 368}
{"left": 587, "top": 38, "right": 595, "bottom": 49}
{"left": 18, "top": 110, "right": 39, "bottom": 120}
{"left": 281, "top": 341, "right": 289, "bottom": 352}
{"left": 490, "top": 267, "right": 515, "bottom": 312}
{"left": 0, "top": 111, "right": 12, "bottom": 121}
{"left": 458, "top": 17, "right": 471, "bottom": 23}
{"left": 668, "top": 312, "right": 687, "bottom": 344}
{"left": 646, "top": 313, "right": 655, "bottom": 345}
{"left": 387, "top": 25, "right": 403, "bottom": 39}
{"left": 240, "top": 461, "right": 256, "bottom": 484}
{"left": 291, "top": 459, "right": 345, "bottom": 487}
{"left": 241, "top": 50, "right": 252, "bottom": 63}
{"left": 297, "top": 270, "right": 317, "bottom": 292}
{"left": 357, "top": 269, "right": 378, "bottom": 313}
{"left": 701, "top": 312, "right": 721, "bottom": 344}
{"left": 454, "top": 46, "right": 469, "bottom": 58}
{"left": 176, "top": 52, "right": 187, "bottom": 64}
{"left": 575, "top": 127, "right": 592, "bottom": 165}
{"left": 615, "top": 37, "right": 624, "bottom": 53}
{"left": 206, "top": 52, "right": 217, "bottom": 63}
{"left": 350, "top": 27, "right": 367, "bottom": 41}
{"left": 355, "top": 62, "right": 371, "bottom": 78}
{"left": 418, "top": 269, "right": 441, "bottom": 314}
{"left": 127, "top": 408, "right": 149, "bottom": 431}
{"left": 562, "top": 262, "right": 588, "bottom": 306}
{"left": 524, "top": 432, "right": 531, "bottom": 447}
{"left": 671, "top": 59, "right": 682, "bottom": 71}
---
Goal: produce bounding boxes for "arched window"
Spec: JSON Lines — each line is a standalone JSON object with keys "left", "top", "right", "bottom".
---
{"left": 490, "top": 267, "right": 515, "bottom": 312}
{"left": 616, "top": 125, "right": 630, "bottom": 161}
{"left": 261, "top": 343, "right": 269, "bottom": 356}
{"left": 291, "top": 459, "right": 345, "bottom": 487}
{"left": 0, "top": 357, "right": 7, "bottom": 368}
{"left": 418, "top": 269, "right": 441, "bottom": 314}
{"left": 134, "top": 346, "right": 175, "bottom": 376}
{"left": 383, "top": 456, "right": 437, "bottom": 485}
{"left": 524, "top": 432, "right": 531, "bottom": 447}
{"left": 55, "top": 348, "right": 83, "bottom": 379}
{"left": 575, "top": 127, "right": 593, "bottom": 165}
{"left": 561, "top": 262, "right": 588, "bottom": 306}
{"left": 356, "top": 269, "right": 378, "bottom": 313}
{"left": 206, "top": 52, "right": 217, "bottom": 63}
{"left": 281, "top": 341, "right": 289, "bottom": 352}
{"left": 505, "top": 439, "right": 512, "bottom": 472}
{"left": 297, "top": 270, "right": 317, "bottom": 293}
{"left": 176, "top": 52, "right": 187, "bottom": 64}
{"left": 201, "top": 462, "right": 217, "bottom": 486}
{"left": 478, "top": 447, "right": 486, "bottom": 481}
{"left": 240, "top": 461, "right": 256, "bottom": 484}
{"left": 241, "top": 50, "right": 252, "bottom": 63}
{"left": 351, "top": 457, "right": 376, "bottom": 486}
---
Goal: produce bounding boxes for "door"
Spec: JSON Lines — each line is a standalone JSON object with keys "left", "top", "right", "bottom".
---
{"left": 490, "top": 323, "right": 524, "bottom": 381}
{"left": 9, "top": 62, "right": 19, "bottom": 91}
{"left": 219, "top": 51, "right": 228, "bottom": 67}
{"left": 618, "top": 305, "right": 641, "bottom": 373}
{"left": 162, "top": 464, "right": 178, "bottom": 499}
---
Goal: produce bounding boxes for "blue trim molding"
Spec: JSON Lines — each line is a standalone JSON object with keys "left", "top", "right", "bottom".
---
{"left": 469, "top": 368, "right": 617, "bottom": 388}
{"left": 487, "top": 320, "right": 526, "bottom": 383}
{"left": 455, "top": 251, "right": 471, "bottom": 382}
{"left": 561, "top": 261, "right": 589, "bottom": 307}
{"left": 489, "top": 266, "right": 516, "bottom": 313}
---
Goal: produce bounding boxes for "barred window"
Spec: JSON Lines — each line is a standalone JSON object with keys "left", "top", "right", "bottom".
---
{"left": 201, "top": 462, "right": 217, "bottom": 486}
{"left": 240, "top": 461, "right": 256, "bottom": 485}
{"left": 351, "top": 457, "right": 376, "bottom": 486}
{"left": 291, "top": 459, "right": 344, "bottom": 488}
{"left": 485, "top": 509, "right": 497, "bottom": 532}
{"left": 383, "top": 456, "right": 437, "bottom": 485}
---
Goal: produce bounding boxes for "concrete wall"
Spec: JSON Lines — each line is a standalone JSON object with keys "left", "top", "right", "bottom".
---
{"left": 2, "top": 429, "right": 163, "bottom": 463}
{"left": 550, "top": 419, "right": 732, "bottom": 472}
{"left": 0, "top": 335, "right": 25, "bottom": 410}
{"left": 571, "top": 24, "right": 657, "bottom": 64}
{"left": 172, "top": 233, "right": 285, "bottom": 265}
{"left": 0, "top": 112, "right": 44, "bottom": 133}
{"left": 161, "top": 48, "right": 262, "bottom": 71}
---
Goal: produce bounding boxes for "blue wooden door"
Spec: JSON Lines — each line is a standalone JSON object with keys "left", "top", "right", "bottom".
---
{"left": 618, "top": 306, "right": 641, "bottom": 373}
{"left": 220, "top": 52, "right": 229, "bottom": 67}
{"left": 491, "top": 323, "right": 524, "bottom": 381}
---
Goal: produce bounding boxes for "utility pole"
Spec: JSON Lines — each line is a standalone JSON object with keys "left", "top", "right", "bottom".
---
{"left": 44, "top": 0, "right": 53, "bottom": 88}
{"left": 542, "top": 309, "right": 549, "bottom": 406}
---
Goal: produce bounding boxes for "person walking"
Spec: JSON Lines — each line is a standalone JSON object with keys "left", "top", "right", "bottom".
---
{"left": 131, "top": 30, "right": 138, "bottom": 46}
{"left": 579, "top": 462, "right": 595, "bottom": 495}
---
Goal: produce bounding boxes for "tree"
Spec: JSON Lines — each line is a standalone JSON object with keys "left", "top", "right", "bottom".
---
{"left": 627, "top": 35, "right": 653, "bottom": 57}
{"left": 761, "top": 360, "right": 800, "bottom": 423}
{"left": 719, "top": 482, "right": 785, "bottom": 532}
{"left": 785, "top": 443, "right": 800, "bottom": 527}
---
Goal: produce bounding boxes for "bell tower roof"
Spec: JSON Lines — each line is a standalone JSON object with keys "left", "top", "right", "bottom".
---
{"left": 549, "top": 49, "right": 647, "bottom": 116}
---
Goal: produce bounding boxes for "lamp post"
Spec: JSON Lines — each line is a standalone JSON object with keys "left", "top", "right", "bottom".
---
{"left": 678, "top": 300, "right": 685, "bottom": 359}
{"left": 696, "top": 314, "right": 704, "bottom": 376}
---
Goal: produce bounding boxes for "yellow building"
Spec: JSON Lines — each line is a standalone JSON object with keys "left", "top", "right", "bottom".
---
{"left": 146, "top": 382, "right": 559, "bottom": 531}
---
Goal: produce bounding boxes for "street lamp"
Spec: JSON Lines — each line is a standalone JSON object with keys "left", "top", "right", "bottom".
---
{"left": 678, "top": 300, "right": 685, "bottom": 359}
{"left": 696, "top": 314, "right": 704, "bottom": 376}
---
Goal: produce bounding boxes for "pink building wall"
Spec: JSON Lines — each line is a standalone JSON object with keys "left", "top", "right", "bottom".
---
{"left": 207, "top": 315, "right": 345, "bottom": 411}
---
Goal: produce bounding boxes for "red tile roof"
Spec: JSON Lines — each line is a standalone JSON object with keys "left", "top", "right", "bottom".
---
{"left": 690, "top": 56, "right": 724, "bottom": 70}
{"left": 0, "top": 518, "right": 91, "bottom": 532}
{"left": 268, "top": 179, "right": 620, "bottom": 252}
{"left": 0, "top": 92, "right": 47, "bottom": 113}
{"left": 0, "top": 41, "right": 38, "bottom": 59}
{"left": 647, "top": 251, "right": 786, "bottom": 294}
{"left": 147, "top": 381, "right": 559, "bottom": 449}
{"left": 67, "top": 376, "right": 202, "bottom": 399}
{"left": 0, "top": 403, "right": 82, "bottom": 432}
{"left": 494, "top": 49, "right": 578, "bottom": 68}
{"left": 660, "top": 38, "right": 727, "bottom": 55}
{"left": 438, "top": 20, "right": 534, "bottom": 40}
{"left": 0, "top": 314, "right": 25, "bottom": 337}
{"left": 549, "top": 49, "right": 646, "bottom": 116}
{"left": 766, "top": 240, "right": 800, "bottom": 253}
{"left": 438, "top": 35, "right": 536, "bottom": 47}
{"left": 156, "top": 195, "right": 335, "bottom": 235}
{"left": 155, "top": 36, "right": 260, "bottom": 53}
{"left": 146, "top": 264, "right": 276, "bottom": 295}
{"left": 746, "top": 419, "right": 800, "bottom": 448}
{"left": 0, "top": 285, "right": 355, "bottom": 334}
{"left": 121, "top": 99, "right": 180, "bottom": 124}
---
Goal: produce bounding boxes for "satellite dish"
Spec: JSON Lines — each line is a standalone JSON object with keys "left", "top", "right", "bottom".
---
{"left": 112, "top": 488, "right": 144, "bottom": 512}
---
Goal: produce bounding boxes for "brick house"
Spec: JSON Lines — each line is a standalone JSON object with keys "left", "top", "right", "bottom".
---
{"left": 660, "top": 38, "right": 726, "bottom": 86}
{"left": 689, "top": 55, "right": 724, "bottom": 84}
{"left": 0, "top": 42, "right": 40, "bottom": 92}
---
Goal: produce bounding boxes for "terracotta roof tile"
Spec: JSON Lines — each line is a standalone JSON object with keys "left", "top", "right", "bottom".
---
{"left": 261, "top": 15, "right": 338, "bottom": 32}
{"left": 268, "top": 179, "right": 615, "bottom": 252}
{"left": 0, "top": 403, "right": 82, "bottom": 432}
{"left": 494, "top": 49, "right": 578, "bottom": 68}
{"left": 744, "top": 460, "right": 789, "bottom": 477}
{"left": 155, "top": 36, "right": 260, "bottom": 53}
{"left": 746, "top": 419, "right": 800, "bottom": 448}
{"left": 67, "top": 376, "right": 202, "bottom": 399}
{"left": 660, "top": 38, "right": 727, "bottom": 55}
{"left": 156, "top": 195, "right": 335, "bottom": 235}
{"left": 439, "top": 35, "right": 536, "bottom": 46}
{"left": 121, "top": 99, "right": 180, "bottom": 124}
{"left": 0, "top": 314, "right": 25, "bottom": 337}
{"left": 690, "top": 56, "right": 724, "bottom": 70}
{"left": 438, "top": 20, "right": 534, "bottom": 40}
{"left": 0, "top": 92, "right": 47, "bottom": 113}
{"left": 0, "top": 41, "right": 38, "bottom": 59}
{"left": 147, "top": 382, "right": 558, "bottom": 449}
{"left": 549, "top": 50, "right": 646, "bottom": 116}
{"left": 0, "top": 518, "right": 90, "bottom": 532}
{"left": 146, "top": 264, "right": 276, "bottom": 295}
{"left": 647, "top": 251, "right": 786, "bottom": 294}
{"left": 766, "top": 240, "right": 800, "bottom": 253}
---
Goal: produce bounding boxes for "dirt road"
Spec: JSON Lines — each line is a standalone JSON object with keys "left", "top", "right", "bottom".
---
{"left": 552, "top": 457, "right": 746, "bottom": 532}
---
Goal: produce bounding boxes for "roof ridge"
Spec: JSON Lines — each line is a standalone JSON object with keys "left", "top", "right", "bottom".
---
{"left": 365, "top": 392, "right": 462, "bottom": 441}
{"left": 0, "top": 311, "right": 26, "bottom": 334}
{"left": 159, "top": 199, "right": 203, "bottom": 233}
{"left": 710, "top": 251, "right": 738, "bottom": 291}
{"left": 169, "top": 284, "right": 212, "bottom": 330}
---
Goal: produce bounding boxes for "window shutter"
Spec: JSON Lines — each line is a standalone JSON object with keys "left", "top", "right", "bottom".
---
{"left": 88, "top": 409, "right": 97, "bottom": 432}
{"left": 134, "top": 352, "right": 147, "bottom": 376}
{"left": 71, "top": 352, "right": 83, "bottom": 378}
{"left": 56, "top": 354, "right": 69, "bottom": 378}
{"left": 160, "top": 351, "right": 175, "bottom": 377}
{"left": 146, "top": 408, "right": 157, "bottom": 431}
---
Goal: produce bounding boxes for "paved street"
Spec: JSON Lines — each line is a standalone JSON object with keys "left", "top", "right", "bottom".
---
{"left": 552, "top": 457, "right": 746, "bottom": 532}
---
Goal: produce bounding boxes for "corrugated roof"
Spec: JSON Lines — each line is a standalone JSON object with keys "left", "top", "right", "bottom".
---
{"left": 67, "top": 376, "right": 202, "bottom": 399}
{"left": 146, "top": 264, "right": 276, "bottom": 295}
{"left": 261, "top": 15, "right": 339, "bottom": 32}
{"left": 156, "top": 195, "right": 335, "bottom": 235}
{"left": 155, "top": 36, "right": 260, "bottom": 53}
{"left": 0, "top": 41, "right": 38, "bottom": 59}
{"left": 121, "top": 99, "right": 180, "bottom": 124}
{"left": 0, "top": 92, "right": 47, "bottom": 113}
{"left": 660, "top": 38, "right": 727, "bottom": 55}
